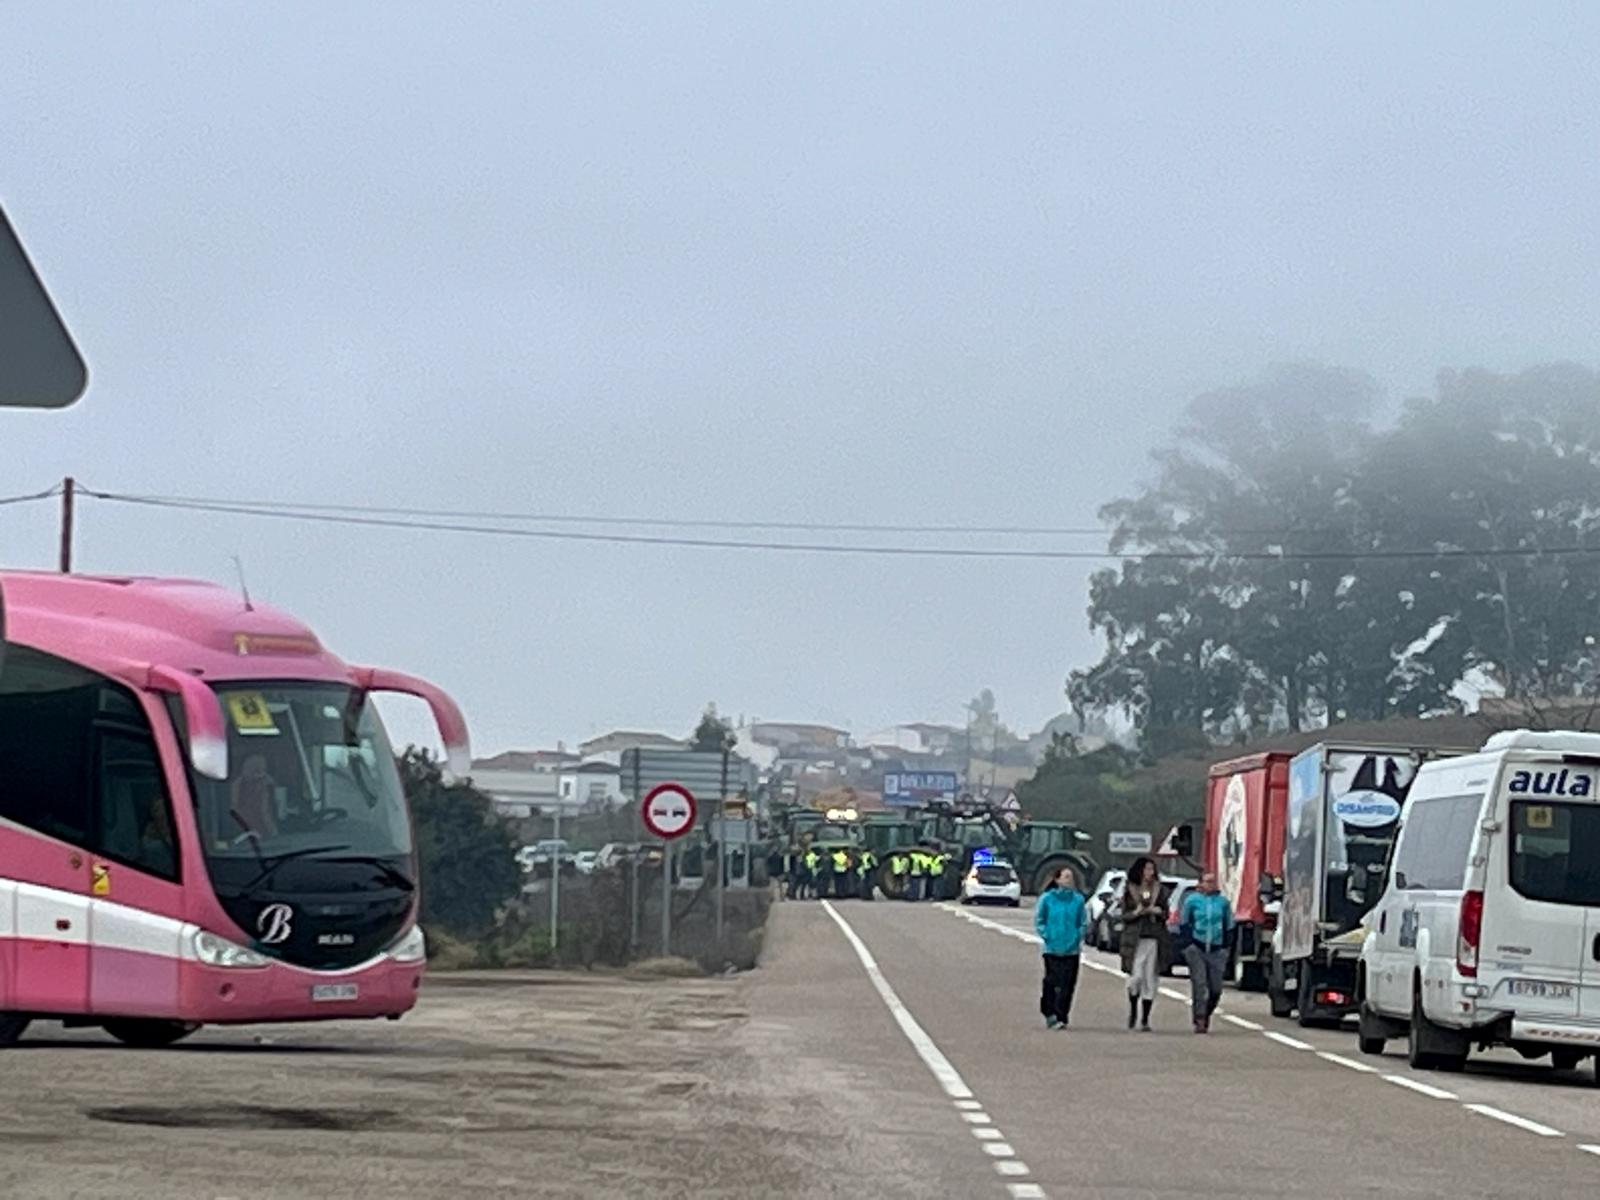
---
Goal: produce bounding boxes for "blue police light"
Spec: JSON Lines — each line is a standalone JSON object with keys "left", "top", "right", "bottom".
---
{"left": 972, "top": 847, "right": 996, "bottom": 865}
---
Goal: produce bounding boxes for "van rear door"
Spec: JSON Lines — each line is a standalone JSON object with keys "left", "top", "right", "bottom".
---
{"left": 1492, "top": 762, "right": 1600, "bottom": 1020}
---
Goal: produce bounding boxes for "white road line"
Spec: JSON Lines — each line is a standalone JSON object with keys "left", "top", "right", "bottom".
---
{"left": 1222, "top": 1015, "right": 1263, "bottom": 1031}
{"left": 963, "top": 1111, "right": 993, "bottom": 1125}
{"left": 1159, "top": 987, "right": 1188, "bottom": 1002}
{"left": 1383, "top": 1074, "right": 1458, "bottom": 1101}
{"left": 955, "top": 1099, "right": 983, "bottom": 1111}
{"left": 1264, "top": 1031, "right": 1315, "bottom": 1051}
{"left": 973, "top": 1127, "right": 1003, "bottom": 1141}
{"left": 1578, "top": 1144, "right": 1600, "bottom": 1157}
{"left": 983, "top": 1143, "right": 1017, "bottom": 1158}
{"left": 1008, "top": 1185, "right": 1046, "bottom": 1199}
{"left": 1318, "top": 1051, "right": 1378, "bottom": 1073}
{"left": 821, "top": 901, "right": 973, "bottom": 1101}
{"left": 1465, "top": 1104, "right": 1563, "bottom": 1137}
{"left": 996, "top": 1161, "right": 1032, "bottom": 1177}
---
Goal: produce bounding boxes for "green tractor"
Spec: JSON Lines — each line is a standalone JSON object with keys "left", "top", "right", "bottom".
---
{"left": 915, "top": 800, "right": 1098, "bottom": 898}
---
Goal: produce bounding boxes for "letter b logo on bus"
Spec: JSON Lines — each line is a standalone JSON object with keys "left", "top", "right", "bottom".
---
{"left": 257, "top": 903, "right": 294, "bottom": 945}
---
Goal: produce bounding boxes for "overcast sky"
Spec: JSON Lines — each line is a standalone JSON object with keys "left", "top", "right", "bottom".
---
{"left": 3, "top": 4, "right": 1598, "bottom": 757}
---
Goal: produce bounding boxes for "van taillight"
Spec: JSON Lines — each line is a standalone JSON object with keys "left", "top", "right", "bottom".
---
{"left": 1457, "top": 889, "right": 1484, "bottom": 978}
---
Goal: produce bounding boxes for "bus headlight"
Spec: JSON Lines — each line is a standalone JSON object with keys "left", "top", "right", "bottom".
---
{"left": 388, "top": 925, "right": 426, "bottom": 963}
{"left": 191, "top": 929, "right": 270, "bottom": 969}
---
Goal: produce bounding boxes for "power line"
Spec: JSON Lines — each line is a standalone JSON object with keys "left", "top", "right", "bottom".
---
{"left": 106, "top": 490, "right": 1120, "bottom": 537}
{"left": 77, "top": 487, "right": 1565, "bottom": 541}
{"left": 0, "top": 484, "right": 61, "bottom": 508}
{"left": 79, "top": 488, "right": 1600, "bottom": 563}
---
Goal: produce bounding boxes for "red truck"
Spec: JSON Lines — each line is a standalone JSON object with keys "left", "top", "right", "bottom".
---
{"left": 1199, "top": 752, "right": 1292, "bottom": 991}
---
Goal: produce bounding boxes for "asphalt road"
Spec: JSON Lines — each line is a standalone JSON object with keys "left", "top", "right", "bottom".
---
{"left": 801, "top": 894, "right": 1600, "bottom": 1199}
{"left": 8, "top": 898, "right": 1600, "bottom": 1198}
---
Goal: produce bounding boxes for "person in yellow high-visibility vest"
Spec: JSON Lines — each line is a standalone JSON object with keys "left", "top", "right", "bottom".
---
{"left": 888, "top": 851, "right": 910, "bottom": 900}
{"left": 856, "top": 848, "right": 878, "bottom": 902}
{"left": 907, "top": 845, "right": 927, "bottom": 902}
{"left": 830, "top": 846, "right": 852, "bottom": 899}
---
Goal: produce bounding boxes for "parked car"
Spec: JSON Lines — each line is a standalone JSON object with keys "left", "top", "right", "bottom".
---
{"left": 595, "top": 842, "right": 664, "bottom": 871}
{"left": 1087, "top": 870, "right": 1127, "bottom": 950}
{"left": 573, "top": 850, "right": 598, "bottom": 875}
{"left": 961, "top": 858, "right": 1022, "bottom": 906}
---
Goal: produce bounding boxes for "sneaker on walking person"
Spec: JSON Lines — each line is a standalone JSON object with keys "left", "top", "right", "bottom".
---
{"left": 1118, "top": 856, "right": 1169, "bottom": 1033}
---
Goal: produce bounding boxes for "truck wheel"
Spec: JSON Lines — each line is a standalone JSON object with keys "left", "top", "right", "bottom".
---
{"left": 1357, "top": 1007, "right": 1388, "bottom": 1056}
{"left": 0, "top": 1014, "right": 30, "bottom": 1048}
{"left": 1552, "top": 1049, "right": 1582, "bottom": 1073}
{"left": 103, "top": 1019, "right": 200, "bottom": 1049}
{"left": 1270, "top": 981, "right": 1295, "bottom": 1020}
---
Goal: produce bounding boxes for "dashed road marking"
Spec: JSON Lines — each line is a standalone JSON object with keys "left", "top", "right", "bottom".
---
{"left": 983, "top": 1143, "right": 1017, "bottom": 1158}
{"left": 963, "top": 1111, "right": 993, "bottom": 1125}
{"left": 1383, "top": 1075, "right": 1458, "bottom": 1101}
{"left": 1264, "top": 1031, "right": 1315, "bottom": 1051}
{"left": 955, "top": 1099, "right": 983, "bottom": 1111}
{"left": 1465, "top": 1104, "right": 1563, "bottom": 1137}
{"left": 973, "top": 1127, "right": 1003, "bottom": 1141}
{"left": 996, "top": 1161, "right": 1033, "bottom": 1177}
{"left": 1578, "top": 1144, "right": 1600, "bottom": 1157}
{"left": 1159, "top": 986, "right": 1188, "bottom": 1002}
{"left": 1008, "top": 1185, "right": 1046, "bottom": 1199}
{"left": 1318, "top": 1051, "right": 1378, "bottom": 1073}
{"left": 1221, "top": 1014, "right": 1263, "bottom": 1030}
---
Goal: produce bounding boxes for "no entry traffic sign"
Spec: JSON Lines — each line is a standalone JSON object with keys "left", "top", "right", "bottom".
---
{"left": 641, "top": 782, "right": 697, "bottom": 841}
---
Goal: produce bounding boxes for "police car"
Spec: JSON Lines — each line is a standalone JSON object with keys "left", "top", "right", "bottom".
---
{"left": 961, "top": 851, "right": 1022, "bottom": 907}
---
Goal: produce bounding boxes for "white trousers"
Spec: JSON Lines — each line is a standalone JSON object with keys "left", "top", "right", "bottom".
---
{"left": 1126, "top": 938, "right": 1160, "bottom": 999}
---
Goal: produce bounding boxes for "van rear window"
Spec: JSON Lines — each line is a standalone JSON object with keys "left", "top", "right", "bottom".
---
{"left": 1510, "top": 802, "right": 1600, "bottom": 906}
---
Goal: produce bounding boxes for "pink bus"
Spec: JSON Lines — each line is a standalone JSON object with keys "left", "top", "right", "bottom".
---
{"left": 0, "top": 571, "right": 469, "bottom": 1048}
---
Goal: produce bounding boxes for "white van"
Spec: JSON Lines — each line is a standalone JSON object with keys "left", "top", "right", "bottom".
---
{"left": 1358, "top": 729, "right": 1600, "bottom": 1076}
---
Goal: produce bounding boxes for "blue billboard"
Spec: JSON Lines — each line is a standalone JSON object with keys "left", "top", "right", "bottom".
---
{"left": 882, "top": 771, "right": 961, "bottom": 807}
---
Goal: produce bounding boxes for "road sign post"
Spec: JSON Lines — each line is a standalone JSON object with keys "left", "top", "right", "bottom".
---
{"left": 641, "top": 783, "right": 697, "bottom": 958}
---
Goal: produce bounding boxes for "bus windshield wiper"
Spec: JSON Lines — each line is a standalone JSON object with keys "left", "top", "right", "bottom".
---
{"left": 239, "top": 843, "right": 352, "bottom": 894}
{"left": 321, "top": 854, "right": 416, "bottom": 892}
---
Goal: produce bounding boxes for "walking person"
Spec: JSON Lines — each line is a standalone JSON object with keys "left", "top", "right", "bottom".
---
{"left": 1033, "top": 865, "right": 1089, "bottom": 1030}
{"left": 1119, "top": 857, "right": 1169, "bottom": 1031}
{"left": 1179, "top": 870, "right": 1235, "bottom": 1034}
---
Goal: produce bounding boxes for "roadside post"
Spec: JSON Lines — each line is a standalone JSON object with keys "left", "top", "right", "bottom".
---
{"left": 715, "top": 750, "right": 729, "bottom": 953}
{"left": 642, "top": 782, "right": 697, "bottom": 957}
{"left": 550, "top": 806, "right": 562, "bottom": 955}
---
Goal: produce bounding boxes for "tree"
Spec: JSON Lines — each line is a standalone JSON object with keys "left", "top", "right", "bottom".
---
{"left": 690, "top": 703, "right": 736, "bottom": 752}
{"left": 400, "top": 747, "right": 522, "bottom": 940}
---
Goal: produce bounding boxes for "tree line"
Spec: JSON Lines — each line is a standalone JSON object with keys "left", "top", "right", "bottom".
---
{"left": 1067, "top": 363, "right": 1600, "bottom": 748}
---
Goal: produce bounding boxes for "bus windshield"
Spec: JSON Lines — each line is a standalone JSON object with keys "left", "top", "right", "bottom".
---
{"left": 186, "top": 683, "right": 412, "bottom": 864}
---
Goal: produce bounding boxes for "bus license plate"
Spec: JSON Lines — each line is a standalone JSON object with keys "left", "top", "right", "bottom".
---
{"left": 1508, "top": 980, "right": 1574, "bottom": 1001}
{"left": 311, "top": 983, "right": 359, "bottom": 1002}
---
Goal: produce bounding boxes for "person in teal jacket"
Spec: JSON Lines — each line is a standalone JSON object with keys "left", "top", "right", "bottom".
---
{"left": 1033, "top": 865, "right": 1089, "bottom": 1030}
{"left": 1179, "top": 870, "right": 1236, "bottom": 1034}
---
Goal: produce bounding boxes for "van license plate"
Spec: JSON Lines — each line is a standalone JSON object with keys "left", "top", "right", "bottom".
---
{"left": 311, "top": 983, "right": 359, "bottom": 1002}
{"left": 1508, "top": 980, "right": 1574, "bottom": 1000}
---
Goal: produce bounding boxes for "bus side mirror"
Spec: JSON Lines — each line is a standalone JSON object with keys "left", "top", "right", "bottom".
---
{"left": 144, "top": 664, "right": 229, "bottom": 781}
{"left": 351, "top": 666, "right": 471, "bottom": 781}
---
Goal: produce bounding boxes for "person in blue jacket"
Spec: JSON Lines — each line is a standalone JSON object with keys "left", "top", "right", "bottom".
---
{"left": 1179, "top": 870, "right": 1236, "bottom": 1034}
{"left": 1033, "top": 864, "right": 1089, "bottom": 1030}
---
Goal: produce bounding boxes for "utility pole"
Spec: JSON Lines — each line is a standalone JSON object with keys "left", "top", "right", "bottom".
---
{"left": 58, "top": 476, "right": 74, "bottom": 573}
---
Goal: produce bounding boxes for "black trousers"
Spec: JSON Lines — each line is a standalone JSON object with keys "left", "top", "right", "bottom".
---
{"left": 1040, "top": 954, "right": 1081, "bottom": 1024}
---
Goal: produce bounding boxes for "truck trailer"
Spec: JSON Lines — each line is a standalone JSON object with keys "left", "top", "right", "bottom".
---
{"left": 1202, "top": 752, "right": 1292, "bottom": 991}
{"left": 1271, "top": 742, "right": 1465, "bottom": 1026}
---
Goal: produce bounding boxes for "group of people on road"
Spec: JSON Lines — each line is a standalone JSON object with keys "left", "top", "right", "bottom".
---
{"left": 772, "top": 841, "right": 954, "bottom": 902}
{"left": 1033, "top": 856, "right": 1235, "bottom": 1034}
